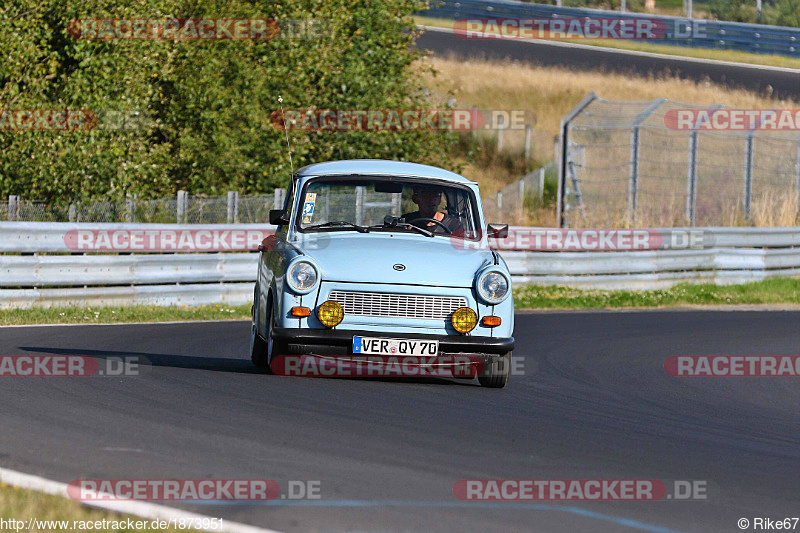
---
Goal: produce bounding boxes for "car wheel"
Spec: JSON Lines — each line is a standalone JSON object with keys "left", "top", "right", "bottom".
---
{"left": 478, "top": 352, "right": 511, "bottom": 388}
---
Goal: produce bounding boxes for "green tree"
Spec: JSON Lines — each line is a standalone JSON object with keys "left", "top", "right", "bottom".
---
{"left": 0, "top": 0, "right": 455, "bottom": 202}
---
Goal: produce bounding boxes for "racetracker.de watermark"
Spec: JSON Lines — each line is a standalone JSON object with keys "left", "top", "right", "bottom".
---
{"left": 67, "top": 479, "right": 321, "bottom": 501}
{"left": 271, "top": 355, "right": 529, "bottom": 378}
{"left": 454, "top": 479, "right": 708, "bottom": 500}
{"left": 454, "top": 17, "right": 667, "bottom": 40}
{"left": 452, "top": 229, "right": 712, "bottom": 251}
{"left": 0, "top": 109, "right": 152, "bottom": 132}
{"left": 67, "top": 18, "right": 331, "bottom": 40}
{"left": 665, "top": 356, "right": 800, "bottom": 377}
{"left": 271, "top": 109, "right": 536, "bottom": 131}
{"left": 664, "top": 109, "right": 800, "bottom": 131}
{"left": 64, "top": 228, "right": 274, "bottom": 252}
{"left": 0, "top": 355, "right": 145, "bottom": 377}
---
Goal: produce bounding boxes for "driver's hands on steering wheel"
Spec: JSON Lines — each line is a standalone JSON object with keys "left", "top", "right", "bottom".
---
{"left": 406, "top": 217, "right": 452, "bottom": 234}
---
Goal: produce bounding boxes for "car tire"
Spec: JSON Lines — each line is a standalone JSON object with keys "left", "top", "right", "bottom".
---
{"left": 251, "top": 324, "right": 270, "bottom": 369}
{"left": 251, "top": 292, "right": 288, "bottom": 373}
{"left": 478, "top": 352, "right": 511, "bottom": 388}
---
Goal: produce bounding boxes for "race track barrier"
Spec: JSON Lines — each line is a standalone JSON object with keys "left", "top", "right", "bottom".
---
{"left": 1, "top": 222, "right": 800, "bottom": 307}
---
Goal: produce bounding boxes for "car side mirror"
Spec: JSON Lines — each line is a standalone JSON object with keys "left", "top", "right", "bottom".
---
{"left": 269, "top": 209, "right": 290, "bottom": 225}
{"left": 487, "top": 223, "right": 509, "bottom": 239}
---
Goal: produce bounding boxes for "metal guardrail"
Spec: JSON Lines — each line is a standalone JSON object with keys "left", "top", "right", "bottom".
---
{"left": 420, "top": 0, "right": 800, "bottom": 58}
{"left": 2, "top": 222, "right": 800, "bottom": 307}
{"left": 0, "top": 222, "right": 275, "bottom": 253}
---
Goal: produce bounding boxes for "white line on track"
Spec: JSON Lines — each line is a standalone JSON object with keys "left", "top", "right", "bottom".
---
{"left": 0, "top": 467, "right": 282, "bottom": 533}
{"left": 420, "top": 25, "right": 800, "bottom": 73}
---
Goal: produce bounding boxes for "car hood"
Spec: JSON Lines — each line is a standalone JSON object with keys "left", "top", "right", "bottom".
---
{"left": 295, "top": 232, "right": 495, "bottom": 287}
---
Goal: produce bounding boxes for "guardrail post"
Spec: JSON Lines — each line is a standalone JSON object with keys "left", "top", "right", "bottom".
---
{"left": 685, "top": 131, "right": 698, "bottom": 226}
{"left": 227, "top": 191, "right": 239, "bottom": 223}
{"left": 8, "top": 195, "right": 19, "bottom": 221}
{"left": 177, "top": 190, "right": 187, "bottom": 224}
{"left": 524, "top": 126, "right": 531, "bottom": 160}
{"left": 743, "top": 132, "right": 754, "bottom": 220}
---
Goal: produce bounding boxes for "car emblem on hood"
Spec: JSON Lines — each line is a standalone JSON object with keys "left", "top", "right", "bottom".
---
{"left": 393, "top": 264, "right": 406, "bottom": 271}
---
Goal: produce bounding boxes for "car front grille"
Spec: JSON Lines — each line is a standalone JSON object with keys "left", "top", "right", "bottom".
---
{"left": 328, "top": 290, "right": 468, "bottom": 320}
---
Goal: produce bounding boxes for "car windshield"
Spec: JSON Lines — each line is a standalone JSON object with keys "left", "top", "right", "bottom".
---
{"left": 297, "top": 177, "right": 478, "bottom": 239}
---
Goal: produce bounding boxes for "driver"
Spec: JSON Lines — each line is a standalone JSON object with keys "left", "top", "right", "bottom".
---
{"left": 402, "top": 186, "right": 464, "bottom": 235}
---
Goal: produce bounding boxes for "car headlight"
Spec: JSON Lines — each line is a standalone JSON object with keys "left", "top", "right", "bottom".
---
{"left": 287, "top": 261, "right": 318, "bottom": 293}
{"left": 477, "top": 270, "right": 509, "bottom": 303}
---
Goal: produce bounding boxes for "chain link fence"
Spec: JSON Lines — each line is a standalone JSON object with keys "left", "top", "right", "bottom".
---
{"left": 2, "top": 190, "right": 286, "bottom": 224}
{"left": 559, "top": 94, "right": 800, "bottom": 228}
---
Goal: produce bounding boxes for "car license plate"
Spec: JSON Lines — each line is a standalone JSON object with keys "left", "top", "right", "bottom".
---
{"left": 352, "top": 336, "right": 438, "bottom": 356}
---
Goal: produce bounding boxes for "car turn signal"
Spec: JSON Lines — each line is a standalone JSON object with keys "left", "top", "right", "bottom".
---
{"left": 481, "top": 316, "right": 502, "bottom": 327}
{"left": 291, "top": 306, "right": 311, "bottom": 317}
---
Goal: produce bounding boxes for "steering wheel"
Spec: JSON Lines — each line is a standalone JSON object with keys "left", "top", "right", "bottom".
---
{"left": 407, "top": 217, "right": 452, "bottom": 234}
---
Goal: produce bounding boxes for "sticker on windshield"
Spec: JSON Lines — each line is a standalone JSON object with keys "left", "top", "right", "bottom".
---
{"left": 302, "top": 193, "right": 316, "bottom": 224}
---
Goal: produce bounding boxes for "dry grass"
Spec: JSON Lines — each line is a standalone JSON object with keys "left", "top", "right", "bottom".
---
{"left": 419, "top": 54, "right": 799, "bottom": 140}
{"left": 418, "top": 56, "right": 800, "bottom": 227}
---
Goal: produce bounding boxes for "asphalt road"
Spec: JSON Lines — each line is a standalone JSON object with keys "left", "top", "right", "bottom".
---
{"left": 2, "top": 312, "right": 800, "bottom": 532}
{"left": 416, "top": 27, "right": 800, "bottom": 100}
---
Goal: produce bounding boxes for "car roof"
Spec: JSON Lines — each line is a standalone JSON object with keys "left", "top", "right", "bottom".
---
{"left": 295, "top": 159, "right": 475, "bottom": 184}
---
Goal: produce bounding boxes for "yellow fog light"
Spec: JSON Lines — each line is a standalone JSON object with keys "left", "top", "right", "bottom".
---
{"left": 451, "top": 307, "right": 477, "bottom": 333}
{"left": 317, "top": 300, "right": 344, "bottom": 327}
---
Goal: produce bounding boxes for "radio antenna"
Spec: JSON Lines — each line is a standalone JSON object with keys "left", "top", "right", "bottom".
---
{"left": 278, "top": 96, "right": 294, "bottom": 177}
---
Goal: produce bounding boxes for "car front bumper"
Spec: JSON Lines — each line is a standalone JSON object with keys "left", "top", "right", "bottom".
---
{"left": 272, "top": 327, "right": 514, "bottom": 356}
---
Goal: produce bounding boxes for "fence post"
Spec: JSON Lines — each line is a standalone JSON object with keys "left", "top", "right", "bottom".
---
{"left": 628, "top": 99, "right": 665, "bottom": 225}
{"left": 274, "top": 188, "right": 286, "bottom": 209}
{"left": 558, "top": 92, "right": 597, "bottom": 228}
{"left": 518, "top": 179, "right": 525, "bottom": 220}
{"left": 539, "top": 167, "right": 545, "bottom": 201}
{"left": 497, "top": 115, "right": 504, "bottom": 152}
{"left": 177, "top": 190, "right": 187, "bottom": 224}
{"left": 472, "top": 107, "right": 478, "bottom": 141}
{"left": 795, "top": 140, "right": 800, "bottom": 218}
{"left": 524, "top": 126, "right": 531, "bottom": 160}
{"left": 68, "top": 203, "right": 77, "bottom": 222}
{"left": 8, "top": 195, "right": 19, "bottom": 221}
{"left": 743, "top": 133, "right": 754, "bottom": 220}
{"left": 227, "top": 191, "right": 239, "bottom": 223}
{"left": 685, "top": 131, "right": 698, "bottom": 226}
{"left": 125, "top": 193, "right": 136, "bottom": 223}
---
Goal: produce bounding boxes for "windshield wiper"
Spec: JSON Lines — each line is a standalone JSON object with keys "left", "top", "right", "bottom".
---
{"left": 367, "top": 221, "right": 434, "bottom": 238}
{"left": 304, "top": 221, "right": 369, "bottom": 233}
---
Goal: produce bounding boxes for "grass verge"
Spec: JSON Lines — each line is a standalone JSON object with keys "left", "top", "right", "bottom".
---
{"left": 0, "top": 483, "right": 187, "bottom": 533}
{"left": 0, "top": 304, "right": 251, "bottom": 326}
{"left": 515, "top": 277, "right": 800, "bottom": 309}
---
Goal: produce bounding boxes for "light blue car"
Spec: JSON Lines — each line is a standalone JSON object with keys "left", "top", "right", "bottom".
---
{"left": 250, "top": 159, "right": 514, "bottom": 387}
